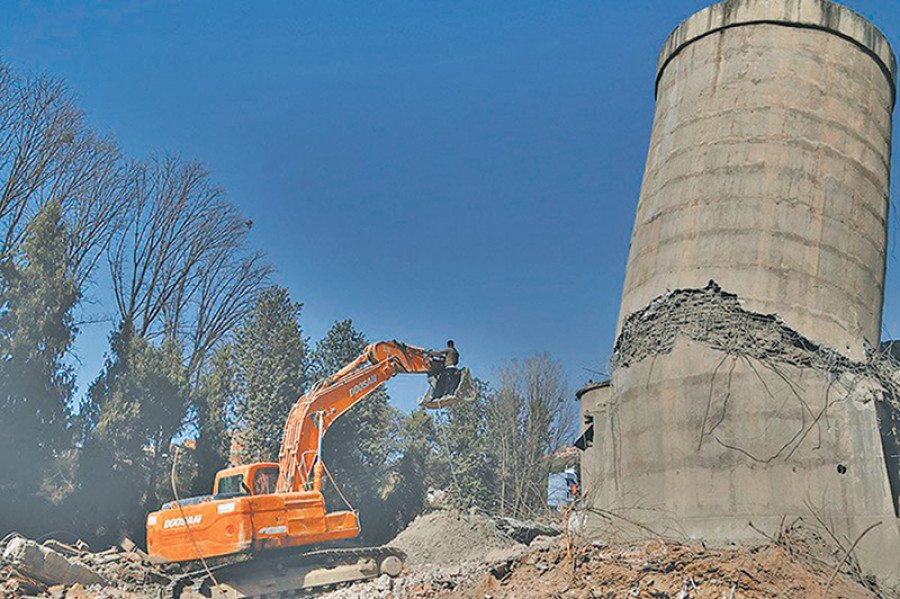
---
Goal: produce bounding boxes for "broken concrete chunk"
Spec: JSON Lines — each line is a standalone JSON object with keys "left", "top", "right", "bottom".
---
{"left": 492, "top": 517, "right": 562, "bottom": 545}
{"left": 489, "top": 560, "right": 511, "bottom": 580}
{"left": 1, "top": 575, "right": 46, "bottom": 597}
{"left": 47, "top": 584, "right": 66, "bottom": 599}
{"left": 3, "top": 536, "right": 107, "bottom": 587}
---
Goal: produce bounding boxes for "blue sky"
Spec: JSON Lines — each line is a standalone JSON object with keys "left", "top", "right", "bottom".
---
{"left": 0, "top": 1, "right": 898, "bottom": 412}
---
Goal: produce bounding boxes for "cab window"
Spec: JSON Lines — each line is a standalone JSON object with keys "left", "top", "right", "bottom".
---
{"left": 253, "top": 467, "right": 278, "bottom": 495}
{"left": 217, "top": 474, "right": 244, "bottom": 495}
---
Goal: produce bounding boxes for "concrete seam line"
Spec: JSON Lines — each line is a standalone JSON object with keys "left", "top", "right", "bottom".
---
{"left": 655, "top": 19, "right": 897, "bottom": 107}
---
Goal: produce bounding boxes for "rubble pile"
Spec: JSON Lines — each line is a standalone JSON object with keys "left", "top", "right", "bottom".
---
{"left": 469, "top": 538, "right": 877, "bottom": 599}
{"left": 0, "top": 534, "right": 172, "bottom": 599}
{"left": 321, "top": 535, "right": 880, "bottom": 599}
{"left": 319, "top": 563, "right": 485, "bottom": 599}
{"left": 318, "top": 514, "right": 559, "bottom": 599}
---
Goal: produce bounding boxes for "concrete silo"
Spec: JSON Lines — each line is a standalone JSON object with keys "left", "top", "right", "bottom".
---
{"left": 582, "top": 0, "right": 900, "bottom": 583}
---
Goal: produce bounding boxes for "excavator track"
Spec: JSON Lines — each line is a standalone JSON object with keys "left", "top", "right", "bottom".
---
{"left": 173, "top": 546, "right": 406, "bottom": 599}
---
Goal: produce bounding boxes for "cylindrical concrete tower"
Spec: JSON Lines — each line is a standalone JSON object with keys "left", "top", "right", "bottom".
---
{"left": 619, "top": 0, "right": 896, "bottom": 357}
{"left": 588, "top": 0, "right": 900, "bottom": 584}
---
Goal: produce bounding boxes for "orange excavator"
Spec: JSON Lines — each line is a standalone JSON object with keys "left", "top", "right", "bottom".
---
{"left": 146, "top": 340, "right": 474, "bottom": 597}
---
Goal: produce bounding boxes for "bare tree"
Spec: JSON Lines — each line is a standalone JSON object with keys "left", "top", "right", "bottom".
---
{"left": 489, "top": 352, "right": 575, "bottom": 518}
{"left": 0, "top": 60, "right": 130, "bottom": 284}
{"left": 109, "top": 154, "right": 270, "bottom": 381}
{"left": 53, "top": 133, "right": 134, "bottom": 287}
{"left": 0, "top": 74, "right": 77, "bottom": 257}
{"left": 183, "top": 249, "right": 270, "bottom": 382}
{"left": 0, "top": 57, "right": 268, "bottom": 380}
{"left": 0, "top": 56, "right": 271, "bottom": 542}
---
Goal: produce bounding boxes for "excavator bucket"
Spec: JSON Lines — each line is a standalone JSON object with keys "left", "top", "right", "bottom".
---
{"left": 418, "top": 366, "right": 476, "bottom": 409}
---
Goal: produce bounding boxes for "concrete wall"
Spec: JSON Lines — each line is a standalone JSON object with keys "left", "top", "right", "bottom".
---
{"left": 604, "top": 341, "right": 900, "bottom": 577}
{"left": 587, "top": 0, "right": 900, "bottom": 584}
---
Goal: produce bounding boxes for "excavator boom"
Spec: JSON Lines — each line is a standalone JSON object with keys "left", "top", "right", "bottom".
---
{"left": 277, "top": 341, "right": 435, "bottom": 494}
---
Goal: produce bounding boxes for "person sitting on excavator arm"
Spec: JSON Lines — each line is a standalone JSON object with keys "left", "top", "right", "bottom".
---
{"left": 429, "top": 340, "right": 460, "bottom": 399}
{"left": 432, "top": 340, "right": 459, "bottom": 368}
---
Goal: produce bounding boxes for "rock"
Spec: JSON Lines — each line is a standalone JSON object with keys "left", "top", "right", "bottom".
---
{"left": 3, "top": 537, "right": 107, "bottom": 587}
{"left": 64, "top": 583, "right": 85, "bottom": 599}
{"left": 373, "top": 574, "right": 392, "bottom": 591}
{"left": 489, "top": 560, "right": 511, "bottom": 579}
{"left": 47, "top": 584, "right": 67, "bottom": 599}
{"left": 2, "top": 576, "right": 46, "bottom": 597}
{"left": 529, "top": 535, "right": 562, "bottom": 551}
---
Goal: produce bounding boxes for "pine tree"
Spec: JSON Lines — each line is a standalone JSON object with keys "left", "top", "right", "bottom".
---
{"left": 310, "top": 320, "right": 400, "bottom": 542}
{"left": 190, "top": 345, "right": 236, "bottom": 495}
{"left": 0, "top": 201, "right": 80, "bottom": 532}
{"left": 233, "top": 286, "right": 306, "bottom": 463}
{"left": 76, "top": 319, "right": 191, "bottom": 544}
{"left": 88, "top": 322, "right": 190, "bottom": 462}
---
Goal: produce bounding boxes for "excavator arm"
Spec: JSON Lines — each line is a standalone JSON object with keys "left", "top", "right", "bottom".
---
{"left": 276, "top": 341, "right": 471, "bottom": 494}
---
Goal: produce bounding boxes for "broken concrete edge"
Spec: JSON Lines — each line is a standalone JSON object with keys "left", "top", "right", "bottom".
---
{"left": 39, "top": 540, "right": 84, "bottom": 559}
{"left": 575, "top": 380, "right": 610, "bottom": 401}
{"left": 612, "top": 280, "right": 900, "bottom": 407}
{"left": 492, "top": 517, "right": 563, "bottom": 546}
{"left": 655, "top": 0, "right": 898, "bottom": 106}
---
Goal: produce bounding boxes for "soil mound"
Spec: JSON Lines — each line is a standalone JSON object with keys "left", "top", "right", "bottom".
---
{"left": 388, "top": 510, "right": 522, "bottom": 566}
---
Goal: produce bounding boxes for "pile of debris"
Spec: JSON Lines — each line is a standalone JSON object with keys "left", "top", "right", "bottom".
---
{"left": 319, "top": 562, "right": 485, "bottom": 599}
{"left": 469, "top": 538, "right": 878, "bottom": 599}
{"left": 320, "top": 521, "right": 882, "bottom": 599}
{"left": 2, "top": 512, "right": 880, "bottom": 598}
{"left": 0, "top": 534, "right": 171, "bottom": 599}
{"left": 319, "top": 512, "right": 562, "bottom": 599}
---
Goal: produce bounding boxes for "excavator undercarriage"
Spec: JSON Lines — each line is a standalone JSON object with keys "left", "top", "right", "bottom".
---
{"left": 173, "top": 546, "right": 406, "bottom": 599}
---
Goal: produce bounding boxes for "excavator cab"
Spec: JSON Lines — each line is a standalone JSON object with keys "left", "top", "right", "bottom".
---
{"left": 419, "top": 358, "right": 476, "bottom": 409}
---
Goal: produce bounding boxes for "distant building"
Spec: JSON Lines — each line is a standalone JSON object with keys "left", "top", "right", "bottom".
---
{"left": 547, "top": 467, "right": 577, "bottom": 509}
{"left": 573, "top": 380, "right": 608, "bottom": 510}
